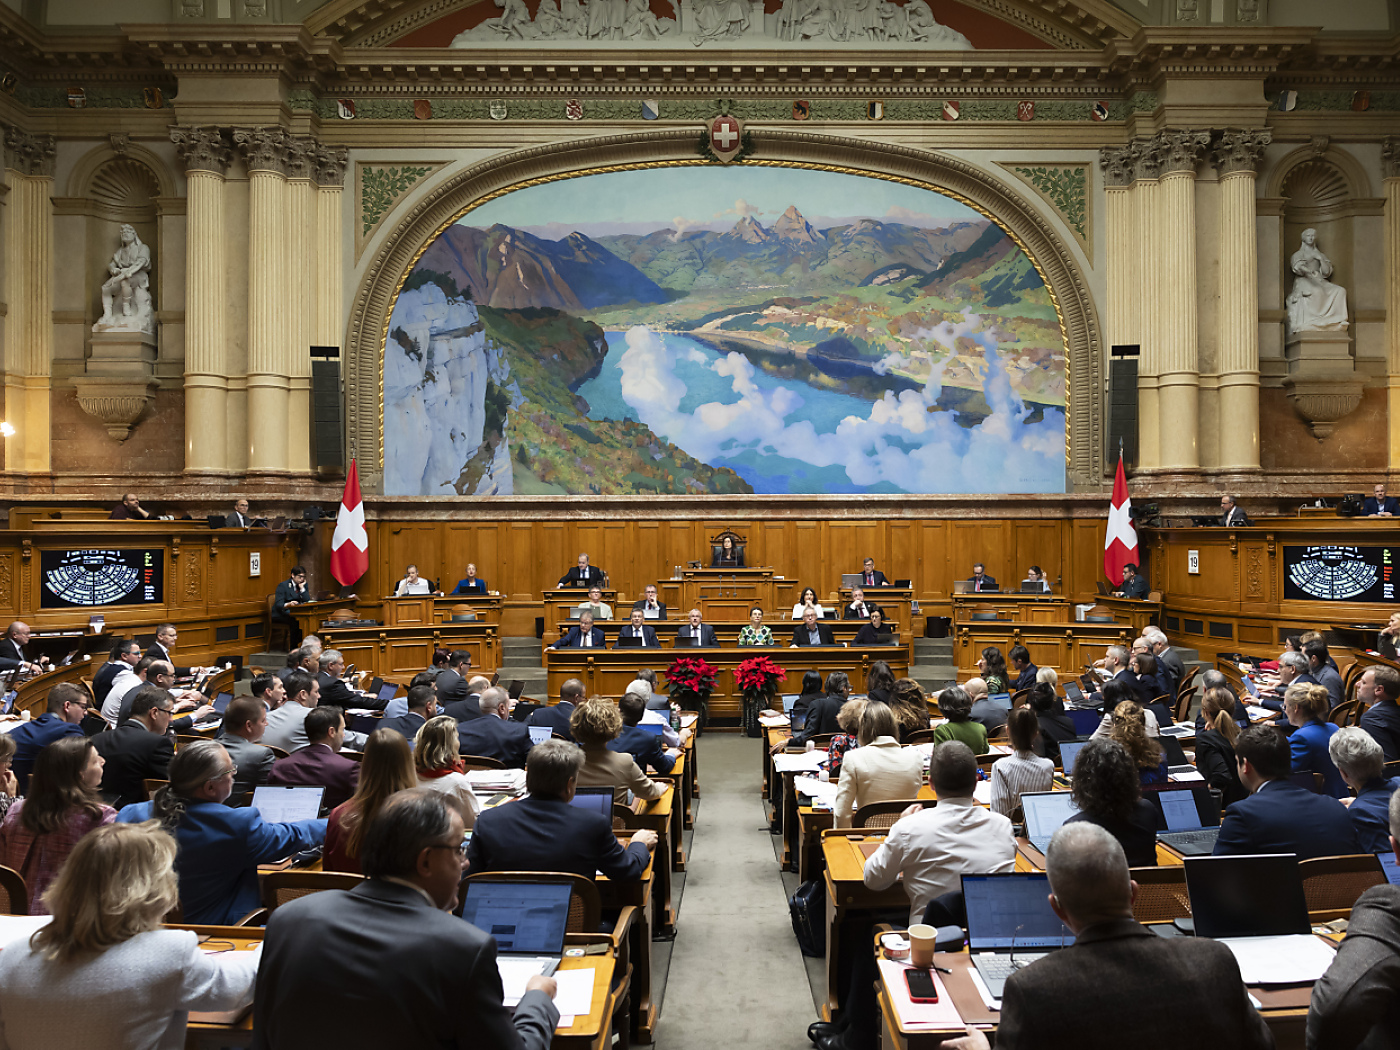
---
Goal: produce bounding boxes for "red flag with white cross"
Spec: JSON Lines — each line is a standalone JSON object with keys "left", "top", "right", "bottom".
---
{"left": 1103, "top": 451, "right": 1138, "bottom": 587}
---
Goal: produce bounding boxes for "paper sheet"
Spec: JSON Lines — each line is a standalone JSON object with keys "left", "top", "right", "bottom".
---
{"left": 680, "top": 714, "right": 699, "bottom": 729}
{"left": 1218, "top": 934, "right": 1337, "bottom": 984}
{"left": 759, "top": 714, "right": 791, "bottom": 728}
{"left": 552, "top": 967, "right": 596, "bottom": 1017}
{"left": 973, "top": 780, "right": 992, "bottom": 806}
{"left": 773, "top": 751, "right": 828, "bottom": 774}
{"left": 1158, "top": 724, "right": 1194, "bottom": 738}
{"left": 877, "top": 958, "right": 966, "bottom": 1029}
{"left": 1246, "top": 705, "right": 1276, "bottom": 721}
{"left": 965, "top": 964, "right": 1001, "bottom": 1011}
{"left": 1168, "top": 770, "right": 1205, "bottom": 782}
{"left": 0, "top": 915, "right": 50, "bottom": 948}
{"left": 794, "top": 776, "right": 839, "bottom": 804}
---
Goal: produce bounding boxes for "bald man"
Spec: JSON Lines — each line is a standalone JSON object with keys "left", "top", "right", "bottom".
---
{"left": 0, "top": 622, "right": 46, "bottom": 674}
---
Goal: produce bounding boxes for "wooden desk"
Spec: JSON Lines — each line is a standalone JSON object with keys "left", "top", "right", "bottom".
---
{"left": 292, "top": 594, "right": 504, "bottom": 640}
{"left": 953, "top": 621, "right": 1133, "bottom": 681}
{"left": 1094, "top": 595, "right": 1164, "bottom": 634}
{"left": 553, "top": 618, "right": 904, "bottom": 653}
{"left": 545, "top": 590, "right": 620, "bottom": 645}
{"left": 316, "top": 621, "right": 499, "bottom": 678}
{"left": 658, "top": 568, "right": 798, "bottom": 624}
{"left": 841, "top": 587, "right": 915, "bottom": 645}
{"left": 952, "top": 593, "right": 1072, "bottom": 625}
{"left": 595, "top": 843, "right": 657, "bottom": 1043}
{"left": 631, "top": 785, "right": 679, "bottom": 936}
{"left": 821, "top": 832, "right": 910, "bottom": 1018}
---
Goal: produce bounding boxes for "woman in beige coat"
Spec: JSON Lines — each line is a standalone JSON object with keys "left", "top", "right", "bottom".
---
{"left": 571, "top": 696, "right": 666, "bottom": 806}
{"left": 833, "top": 701, "right": 925, "bottom": 828}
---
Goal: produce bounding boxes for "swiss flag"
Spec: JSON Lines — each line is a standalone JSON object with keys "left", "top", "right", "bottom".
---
{"left": 1103, "top": 452, "right": 1138, "bottom": 587}
{"left": 330, "top": 459, "right": 369, "bottom": 587}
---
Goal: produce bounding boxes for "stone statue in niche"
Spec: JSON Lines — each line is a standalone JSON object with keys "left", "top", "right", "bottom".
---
{"left": 1286, "top": 228, "right": 1349, "bottom": 332}
{"left": 94, "top": 224, "right": 154, "bottom": 334}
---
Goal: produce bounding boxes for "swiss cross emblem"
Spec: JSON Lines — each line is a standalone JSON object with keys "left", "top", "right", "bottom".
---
{"left": 708, "top": 115, "right": 744, "bottom": 163}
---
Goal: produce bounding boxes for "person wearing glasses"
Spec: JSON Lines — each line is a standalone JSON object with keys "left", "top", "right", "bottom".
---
{"left": 92, "top": 685, "right": 177, "bottom": 810}
{"left": 253, "top": 789, "right": 560, "bottom": 1049}
{"left": 8, "top": 683, "right": 88, "bottom": 792}
{"left": 117, "top": 739, "right": 325, "bottom": 925}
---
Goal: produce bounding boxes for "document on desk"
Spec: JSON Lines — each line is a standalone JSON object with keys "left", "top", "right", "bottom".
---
{"left": 1158, "top": 724, "right": 1194, "bottom": 738}
{"left": 759, "top": 714, "right": 791, "bottom": 728}
{"left": 1218, "top": 935, "right": 1336, "bottom": 984}
{"left": 466, "top": 768, "right": 527, "bottom": 794}
{"left": 1246, "top": 705, "right": 1276, "bottom": 721}
{"left": 552, "top": 968, "right": 596, "bottom": 1028}
{"left": 1168, "top": 770, "right": 1205, "bottom": 783}
{"left": 876, "top": 958, "right": 965, "bottom": 1028}
{"left": 773, "top": 751, "right": 828, "bottom": 774}
{"left": 793, "top": 776, "right": 838, "bottom": 804}
{"left": 973, "top": 780, "right": 992, "bottom": 806}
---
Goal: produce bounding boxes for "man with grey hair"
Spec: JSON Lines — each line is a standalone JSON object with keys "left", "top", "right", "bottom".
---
{"left": 1330, "top": 726, "right": 1400, "bottom": 853}
{"left": 1141, "top": 626, "right": 1184, "bottom": 698}
{"left": 943, "top": 822, "right": 1273, "bottom": 1050}
{"left": 316, "top": 649, "right": 367, "bottom": 710}
{"left": 1090, "top": 644, "right": 1141, "bottom": 706}
{"left": 456, "top": 685, "right": 532, "bottom": 768}
{"left": 624, "top": 679, "right": 688, "bottom": 748}
{"left": 467, "top": 738, "right": 657, "bottom": 880}
{"left": 1194, "top": 669, "right": 1250, "bottom": 731}
{"left": 277, "top": 645, "right": 319, "bottom": 686}
{"left": 1219, "top": 493, "right": 1249, "bottom": 526}
{"left": 1258, "top": 649, "right": 1317, "bottom": 719}
{"left": 1307, "top": 790, "right": 1400, "bottom": 1048}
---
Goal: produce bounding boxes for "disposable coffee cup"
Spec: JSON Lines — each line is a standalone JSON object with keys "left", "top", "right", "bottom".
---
{"left": 908, "top": 923, "right": 936, "bottom": 968}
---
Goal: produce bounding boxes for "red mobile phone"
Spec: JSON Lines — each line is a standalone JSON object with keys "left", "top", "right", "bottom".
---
{"left": 904, "top": 967, "right": 939, "bottom": 1003}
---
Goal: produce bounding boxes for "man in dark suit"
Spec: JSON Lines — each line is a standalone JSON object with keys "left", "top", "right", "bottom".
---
{"left": 791, "top": 608, "right": 836, "bottom": 647}
{"left": 1219, "top": 493, "right": 1250, "bottom": 526}
{"left": 549, "top": 611, "right": 606, "bottom": 650}
{"left": 267, "top": 705, "right": 361, "bottom": 811}
{"left": 457, "top": 687, "right": 533, "bottom": 768}
{"left": 0, "top": 621, "right": 46, "bottom": 674}
{"left": 1304, "top": 637, "right": 1345, "bottom": 707}
{"left": 940, "top": 822, "right": 1274, "bottom": 1050}
{"left": 967, "top": 563, "right": 997, "bottom": 593}
{"left": 221, "top": 696, "right": 275, "bottom": 802}
{"left": 1358, "top": 665, "right": 1400, "bottom": 762}
{"left": 9, "top": 683, "right": 87, "bottom": 791}
{"left": 1089, "top": 646, "right": 1147, "bottom": 707}
{"left": 468, "top": 738, "right": 658, "bottom": 881}
{"left": 556, "top": 552, "right": 606, "bottom": 588}
{"left": 1115, "top": 562, "right": 1150, "bottom": 599}
{"left": 1009, "top": 644, "right": 1039, "bottom": 692}
{"left": 226, "top": 498, "right": 253, "bottom": 528}
{"left": 252, "top": 789, "right": 558, "bottom": 1050}
{"left": 1143, "top": 627, "right": 1184, "bottom": 700}
{"left": 433, "top": 651, "right": 472, "bottom": 707}
{"left": 441, "top": 673, "right": 488, "bottom": 722}
{"left": 1364, "top": 482, "right": 1399, "bottom": 517}
{"left": 381, "top": 683, "right": 436, "bottom": 742}
{"left": 93, "top": 639, "right": 142, "bottom": 706}
{"left": 859, "top": 558, "right": 889, "bottom": 589}
{"left": 675, "top": 608, "right": 718, "bottom": 648}
{"left": 317, "top": 649, "right": 383, "bottom": 711}
{"left": 272, "top": 566, "right": 309, "bottom": 647}
{"left": 527, "top": 679, "right": 582, "bottom": 742}
{"left": 614, "top": 608, "right": 660, "bottom": 649}
{"left": 276, "top": 646, "right": 319, "bottom": 687}
{"left": 842, "top": 588, "right": 879, "bottom": 620}
{"left": 610, "top": 692, "right": 677, "bottom": 774}
{"left": 93, "top": 685, "right": 176, "bottom": 809}
{"left": 145, "top": 623, "right": 191, "bottom": 676}
{"left": 631, "top": 584, "right": 667, "bottom": 620}
{"left": 1213, "top": 725, "right": 1360, "bottom": 859}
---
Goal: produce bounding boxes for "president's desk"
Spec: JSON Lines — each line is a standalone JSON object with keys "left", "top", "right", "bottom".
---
{"left": 544, "top": 645, "right": 911, "bottom": 722}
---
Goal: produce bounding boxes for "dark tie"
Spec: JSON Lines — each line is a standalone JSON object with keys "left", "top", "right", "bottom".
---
{"left": 866, "top": 574, "right": 872, "bottom": 585}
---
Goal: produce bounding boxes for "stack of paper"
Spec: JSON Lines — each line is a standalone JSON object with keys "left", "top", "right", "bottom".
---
{"left": 772, "top": 751, "right": 828, "bottom": 774}
{"left": 973, "top": 780, "right": 993, "bottom": 806}
{"left": 1219, "top": 935, "right": 1337, "bottom": 984}
{"left": 759, "top": 714, "right": 791, "bottom": 728}
{"left": 466, "top": 768, "right": 528, "bottom": 794}
{"left": 876, "top": 958, "right": 966, "bottom": 1029}
{"left": 793, "top": 776, "right": 839, "bottom": 805}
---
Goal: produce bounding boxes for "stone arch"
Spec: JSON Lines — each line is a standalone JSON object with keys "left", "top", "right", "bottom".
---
{"left": 66, "top": 142, "right": 177, "bottom": 201}
{"left": 344, "top": 128, "right": 1104, "bottom": 492}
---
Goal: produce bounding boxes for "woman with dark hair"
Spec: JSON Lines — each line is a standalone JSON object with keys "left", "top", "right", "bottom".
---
{"left": 115, "top": 739, "right": 325, "bottom": 925}
{"left": 826, "top": 698, "right": 867, "bottom": 780}
{"left": 712, "top": 533, "right": 744, "bottom": 568}
{"left": 1064, "top": 738, "right": 1159, "bottom": 867}
{"left": 865, "top": 661, "right": 896, "bottom": 705}
{"left": 0, "top": 734, "right": 18, "bottom": 823}
{"left": 790, "top": 587, "right": 826, "bottom": 621}
{"left": 888, "top": 679, "right": 931, "bottom": 743}
{"left": 737, "top": 606, "right": 774, "bottom": 647}
{"left": 324, "top": 728, "right": 418, "bottom": 873}
{"left": 977, "top": 647, "right": 1009, "bottom": 694}
{"left": 0, "top": 737, "right": 114, "bottom": 913}
{"left": 1028, "top": 682, "right": 1076, "bottom": 763}
{"left": 776, "top": 672, "right": 850, "bottom": 752}
{"left": 1196, "top": 687, "right": 1247, "bottom": 806}
{"left": 853, "top": 608, "right": 893, "bottom": 647}
{"left": 990, "top": 707, "right": 1054, "bottom": 817}
{"left": 932, "top": 686, "right": 988, "bottom": 753}
{"left": 1109, "top": 701, "right": 1167, "bottom": 786}
{"left": 790, "top": 669, "right": 825, "bottom": 726}
{"left": 431, "top": 648, "right": 450, "bottom": 669}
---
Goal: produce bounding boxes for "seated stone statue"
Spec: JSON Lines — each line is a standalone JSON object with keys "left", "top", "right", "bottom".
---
{"left": 1286, "top": 228, "right": 1349, "bottom": 332}
{"left": 95, "top": 224, "right": 154, "bottom": 334}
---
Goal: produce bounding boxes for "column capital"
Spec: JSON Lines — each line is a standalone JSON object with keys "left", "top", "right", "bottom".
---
{"left": 1099, "top": 145, "right": 1135, "bottom": 188}
{"left": 1383, "top": 136, "right": 1400, "bottom": 180}
{"left": 1155, "top": 128, "right": 1212, "bottom": 176}
{"left": 170, "top": 125, "right": 233, "bottom": 176}
{"left": 1130, "top": 137, "right": 1161, "bottom": 182}
{"left": 285, "top": 136, "right": 316, "bottom": 181}
{"left": 1211, "top": 128, "right": 1272, "bottom": 177}
{"left": 2, "top": 126, "right": 55, "bottom": 178}
{"left": 313, "top": 145, "right": 349, "bottom": 188}
{"left": 232, "top": 126, "right": 291, "bottom": 175}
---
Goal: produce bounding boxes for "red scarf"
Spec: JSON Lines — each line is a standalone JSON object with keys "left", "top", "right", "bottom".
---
{"left": 419, "top": 759, "right": 465, "bottom": 779}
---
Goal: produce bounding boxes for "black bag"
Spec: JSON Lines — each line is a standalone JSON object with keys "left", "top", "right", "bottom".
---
{"left": 789, "top": 877, "right": 826, "bottom": 957}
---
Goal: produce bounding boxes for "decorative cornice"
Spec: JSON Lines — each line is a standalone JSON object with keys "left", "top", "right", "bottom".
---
{"left": 1383, "top": 136, "right": 1400, "bottom": 180}
{"left": 2, "top": 125, "right": 54, "bottom": 177}
{"left": 232, "top": 126, "right": 291, "bottom": 175}
{"left": 1154, "top": 127, "right": 1211, "bottom": 175}
{"left": 314, "top": 144, "right": 350, "bottom": 187}
{"left": 1099, "top": 145, "right": 1134, "bottom": 187}
{"left": 169, "top": 125, "right": 233, "bottom": 175}
{"left": 1211, "top": 127, "right": 1271, "bottom": 176}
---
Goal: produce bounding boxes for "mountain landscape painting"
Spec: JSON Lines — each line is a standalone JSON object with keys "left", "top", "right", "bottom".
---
{"left": 382, "top": 165, "right": 1067, "bottom": 496}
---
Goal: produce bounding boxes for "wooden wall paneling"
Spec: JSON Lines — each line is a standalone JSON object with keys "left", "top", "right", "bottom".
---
{"left": 635, "top": 522, "right": 661, "bottom": 592}
{"left": 508, "top": 523, "right": 536, "bottom": 598}
{"left": 758, "top": 521, "right": 788, "bottom": 582}
{"left": 1011, "top": 522, "right": 1060, "bottom": 590}
{"left": 950, "top": 522, "right": 1005, "bottom": 588}
{"left": 381, "top": 523, "right": 439, "bottom": 594}
{"left": 888, "top": 522, "right": 916, "bottom": 592}
{"left": 827, "top": 522, "right": 880, "bottom": 594}
{"left": 917, "top": 520, "right": 949, "bottom": 605}
{"left": 1067, "top": 520, "right": 1104, "bottom": 600}
{"left": 792, "top": 521, "right": 823, "bottom": 600}
{"left": 0, "top": 550, "right": 16, "bottom": 621}
{"left": 442, "top": 523, "right": 498, "bottom": 593}
{"left": 537, "top": 523, "right": 568, "bottom": 594}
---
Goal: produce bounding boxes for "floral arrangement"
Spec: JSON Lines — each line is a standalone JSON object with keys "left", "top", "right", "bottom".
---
{"left": 735, "top": 656, "right": 787, "bottom": 694}
{"left": 665, "top": 656, "right": 718, "bottom": 730}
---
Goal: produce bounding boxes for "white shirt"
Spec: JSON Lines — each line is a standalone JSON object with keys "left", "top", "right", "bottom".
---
{"left": 101, "top": 669, "right": 143, "bottom": 726}
{"left": 641, "top": 708, "right": 681, "bottom": 748}
{"left": 416, "top": 771, "right": 482, "bottom": 829}
{"left": 833, "top": 737, "right": 925, "bottom": 828}
{"left": 395, "top": 578, "right": 431, "bottom": 596}
{"left": 791, "top": 603, "right": 828, "bottom": 620}
{"left": 863, "top": 795, "right": 1016, "bottom": 924}
{"left": 577, "top": 601, "right": 613, "bottom": 620}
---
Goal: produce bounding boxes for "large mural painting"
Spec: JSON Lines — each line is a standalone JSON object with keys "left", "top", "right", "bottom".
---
{"left": 383, "top": 165, "right": 1067, "bottom": 496}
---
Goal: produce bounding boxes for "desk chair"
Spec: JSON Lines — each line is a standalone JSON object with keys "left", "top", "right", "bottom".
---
{"left": 1342, "top": 662, "right": 1368, "bottom": 702}
{"left": 0, "top": 864, "right": 28, "bottom": 915}
{"left": 461, "top": 754, "right": 505, "bottom": 772}
{"left": 1173, "top": 685, "right": 1194, "bottom": 724}
{"left": 267, "top": 744, "right": 289, "bottom": 760}
{"left": 853, "top": 799, "right": 935, "bottom": 830}
{"left": 260, "top": 871, "right": 366, "bottom": 916}
{"left": 904, "top": 729, "right": 938, "bottom": 746}
{"left": 1299, "top": 854, "right": 1386, "bottom": 921}
{"left": 1384, "top": 759, "right": 1400, "bottom": 779}
{"left": 1128, "top": 866, "right": 1191, "bottom": 922}
{"left": 175, "top": 733, "right": 206, "bottom": 750}
{"left": 1010, "top": 688, "right": 1031, "bottom": 709}
{"left": 143, "top": 778, "right": 168, "bottom": 801}
{"left": 1328, "top": 698, "right": 1364, "bottom": 728}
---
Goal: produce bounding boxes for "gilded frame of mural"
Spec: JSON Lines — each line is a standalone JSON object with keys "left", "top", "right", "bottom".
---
{"left": 344, "top": 128, "right": 1104, "bottom": 494}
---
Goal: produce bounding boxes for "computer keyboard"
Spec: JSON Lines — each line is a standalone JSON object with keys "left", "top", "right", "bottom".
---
{"left": 1158, "top": 828, "right": 1220, "bottom": 854}
{"left": 974, "top": 951, "right": 1048, "bottom": 994}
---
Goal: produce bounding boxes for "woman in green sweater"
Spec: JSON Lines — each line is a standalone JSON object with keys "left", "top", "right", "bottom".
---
{"left": 932, "top": 685, "right": 989, "bottom": 754}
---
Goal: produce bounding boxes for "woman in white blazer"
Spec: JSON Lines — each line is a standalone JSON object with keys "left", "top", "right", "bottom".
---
{"left": 834, "top": 701, "right": 926, "bottom": 828}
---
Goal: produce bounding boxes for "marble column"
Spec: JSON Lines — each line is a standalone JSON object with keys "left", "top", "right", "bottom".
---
{"left": 1212, "top": 128, "right": 1271, "bottom": 474}
{"left": 284, "top": 138, "right": 314, "bottom": 475}
{"left": 1131, "top": 138, "right": 1162, "bottom": 470}
{"left": 1, "top": 127, "right": 55, "bottom": 474}
{"left": 1385, "top": 137, "right": 1400, "bottom": 469}
{"left": 1100, "top": 146, "right": 1138, "bottom": 351}
{"left": 233, "top": 127, "right": 290, "bottom": 474}
{"left": 171, "top": 127, "right": 233, "bottom": 475}
{"left": 1154, "top": 129, "right": 1212, "bottom": 472}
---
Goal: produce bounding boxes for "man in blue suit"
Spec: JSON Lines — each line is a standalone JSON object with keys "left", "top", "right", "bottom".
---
{"left": 1213, "top": 725, "right": 1359, "bottom": 859}
{"left": 613, "top": 608, "right": 660, "bottom": 649}
{"left": 527, "top": 678, "right": 582, "bottom": 741}
{"left": 457, "top": 686, "right": 533, "bottom": 768}
{"left": 468, "top": 738, "right": 657, "bottom": 880}
{"left": 1363, "top": 482, "right": 1399, "bottom": 517}
{"left": 549, "top": 611, "right": 605, "bottom": 650}
{"left": 609, "top": 692, "right": 677, "bottom": 774}
{"left": 9, "top": 683, "right": 88, "bottom": 791}
{"left": 380, "top": 683, "right": 435, "bottom": 742}
{"left": 1330, "top": 726, "right": 1400, "bottom": 853}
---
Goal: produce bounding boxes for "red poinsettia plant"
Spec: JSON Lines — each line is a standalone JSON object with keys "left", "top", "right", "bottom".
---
{"left": 664, "top": 656, "right": 718, "bottom": 699}
{"left": 735, "top": 656, "right": 787, "bottom": 694}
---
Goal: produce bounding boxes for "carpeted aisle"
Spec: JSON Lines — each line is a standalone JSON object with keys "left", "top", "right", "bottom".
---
{"left": 657, "top": 733, "right": 816, "bottom": 1050}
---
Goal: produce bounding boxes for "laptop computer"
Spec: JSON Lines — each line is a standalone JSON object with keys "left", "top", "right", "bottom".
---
{"left": 568, "top": 786, "right": 614, "bottom": 818}
{"left": 614, "top": 633, "right": 647, "bottom": 647}
{"left": 1151, "top": 783, "right": 1222, "bottom": 855}
{"left": 1095, "top": 581, "right": 1110, "bottom": 595}
{"left": 634, "top": 721, "right": 665, "bottom": 738}
{"left": 1020, "top": 581, "right": 1048, "bottom": 593}
{"left": 367, "top": 676, "right": 384, "bottom": 697}
{"left": 1062, "top": 681, "right": 1087, "bottom": 706}
{"left": 962, "top": 872, "right": 1069, "bottom": 999}
{"left": 1020, "top": 791, "right": 1080, "bottom": 856}
{"left": 1379, "top": 852, "right": 1400, "bottom": 885}
{"left": 377, "top": 682, "right": 399, "bottom": 704}
{"left": 952, "top": 580, "right": 972, "bottom": 594}
{"left": 841, "top": 573, "right": 864, "bottom": 589}
{"left": 1057, "top": 740, "right": 1086, "bottom": 776}
{"left": 251, "top": 785, "right": 325, "bottom": 823}
{"left": 460, "top": 880, "right": 572, "bottom": 1006}
{"left": 1158, "top": 736, "right": 1189, "bottom": 766}
{"left": 1067, "top": 709, "right": 1102, "bottom": 736}
{"left": 1184, "top": 854, "right": 1310, "bottom": 939}
{"left": 211, "top": 691, "right": 234, "bottom": 714}
{"left": 527, "top": 725, "right": 553, "bottom": 746}
{"left": 781, "top": 694, "right": 799, "bottom": 715}
{"left": 790, "top": 711, "right": 807, "bottom": 733}
{"left": 1242, "top": 676, "right": 1259, "bottom": 698}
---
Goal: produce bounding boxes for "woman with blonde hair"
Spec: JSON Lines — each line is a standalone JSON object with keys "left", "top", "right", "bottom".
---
{"left": 1284, "top": 681, "right": 1347, "bottom": 798}
{"left": 1109, "top": 700, "right": 1166, "bottom": 786}
{"left": 0, "top": 733, "right": 19, "bottom": 823}
{"left": 571, "top": 696, "right": 664, "bottom": 805}
{"left": 1034, "top": 665, "right": 1059, "bottom": 689}
{"left": 324, "top": 727, "right": 419, "bottom": 872}
{"left": 412, "top": 715, "right": 482, "bottom": 826}
{"left": 0, "top": 821, "right": 258, "bottom": 1048}
{"left": 833, "top": 701, "right": 924, "bottom": 828}
{"left": 0, "top": 736, "right": 114, "bottom": 914}
{"left": 1195, "top": 686, "right": 1246, "bottom": 806}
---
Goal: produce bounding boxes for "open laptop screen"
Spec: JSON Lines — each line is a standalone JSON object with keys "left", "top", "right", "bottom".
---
{"left": 460, "top": 881, "right": 572, "bottom": 955}
{"left": 1021, "top": 792, "right": 1079, "bottom": 845}
{"left": 568, "top": 786, "right": 613, "bottom": 818}
{"left": 1057, "top": 740, "right": 1085, "bottom": 776}
{"left": 377, "top": 683, "right": 399, "bottom": 703}
{"left": 251, "top": 785, "right": 324, "bottom": 823}
{"left": 962, "top": 873, "right": 1065, "bottom": 949}
{"left": 1184, "top": 854, "right": 1310, "bottom": 939}
{"left": 1379, "top": 852, "right": 1400, "bottom": 885}
{"left": 1150, "top": 784, "right": 1219, "bottom": 832}
{"left": 212, "top": 691, "right": 234, "bottom": 714}
{"left": 527, "top": 725, "right": 552, "bottom": 746}
{"left": 781, "top": 694, "right": 799, "bottom": 715}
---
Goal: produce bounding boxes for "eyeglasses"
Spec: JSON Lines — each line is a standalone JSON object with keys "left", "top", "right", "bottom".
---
{"left": 430, "top": 837, "right": 471, "bottom": 859}
{"left": 206, "top": 766, "right": 235, "bottom": 783}
{"left": 155, "top": 706, "right": 175, "bottom": 716}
